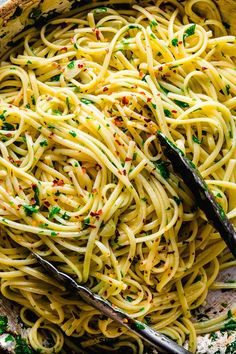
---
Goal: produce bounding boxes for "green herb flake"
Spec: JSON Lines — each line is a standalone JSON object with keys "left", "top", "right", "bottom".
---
{"left": 0, "top": 316, "right": 7, "bottom": 334}
{"left": 83, "top": 217, "right": 91, "bottom": 229}
{"left": 171, "top": 38, "right": 178, "bottom": 47}
{"left": 62, "top": 212, "right": 70, "bottom": 220}
{"left": 39, "top": 140, "right": 48, "bottom": 147}
{"left": 69, "top": 130, "right": 77, "bottom": 137}
{"left": 32, "top": 184, "right": 40, "bottom": 206}
{"left": 66, "top": 97, "right": 70, "bottom": 110}
{"left": 80, "top": 98, "right": 94, "bottom": 105}
{"left": 192, "top": 135, "right": 201, "bottom": 144}
{"left": 93, "top": 7, "right": 107, "bottom": 14}
{"left": 226, "top": 84, "right": 230, "bottom": 95}
{"left": 23, "top": 205, "right": 39, "bottom": 216}
{"left": 195, "top": 275, "right": 202, "bottom": 282}
{"left": 128, "top": 25, "right": 138, "bottom": 29}
{"left": 150, "top": 20, "right": 158, "bottom": 27}
{"left": 133, "top": 152, "right": 138, "bottom": 160}
{"left": 51, "top": 231, "right": 57, "bottom": 237}
{"left": 184, "top": 24, "right": 196, "bottom": 38}
{"left": 67, "top": 61, "right": 75, "bottom": 69}
{"left": 164, "top": 109, "right": 172, "bottom": 117}
{"left": 154, "top": 161, "right": 170, "bottom": 179}
{"left": 15, "top": 335, "right": 34, "bottom": 354}
{"left": 226, "top": 340, "right": 236, "bottom": 354}
{"left": 5, "top": 334, "right": 14, "bottom": 342}
{"left": 27, "top": 60, "right": 32, "bottom": 64}
{"left": 50, "top": 74, "right": 61, "bottom": 82}
{"left": 174, "top": 99, "right": 189, "bottom": 108}
{"left": 31, "top": 95, "right": 36, "bottom": 105}
{"left": 173, "top": 196, "right": 182, "bottom": 205}
{"left": 210, "top": 332, "right": 218, "bottom": 341}
{"left": 49, "top": 206, "right": 61, "bottom": 219}
{"left": 228, "top": 310, "right": 233, "bottom": 318}
{"left": 52, "top": 109, "right": 62, "bottom": 116}
{"left": 126, "top": 296, "right": 133, "bottom": 302}
{"left": 134, "top": 322, "right": 145, "bottom": 330}
{"left": 152, "top": 103, "right": 157, "bottom": 109}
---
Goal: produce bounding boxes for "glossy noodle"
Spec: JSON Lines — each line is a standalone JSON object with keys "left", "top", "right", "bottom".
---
{"left": 0, "top": 0, "right": 236, "bottom": 352}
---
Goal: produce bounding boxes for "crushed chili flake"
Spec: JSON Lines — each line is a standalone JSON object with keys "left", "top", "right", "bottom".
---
{"left": 30, "top": 198, "right": 36, "bottom": 205}
{"left": 147, "top": 97, "right": 152, "bottom": 102}
{"left": 158, "top": 66, "right": 163, "bottom": 71}
{"left": 115, "top": 139, "right": 122, "bottom": 146}
{"left": 61, "top": 47, "right": 68, "bottom": 52}
{"left": 78, "top": 63, "right": 84, "bottom": 68}
{"left": 202, "top": 67, "right": 208, "bottom": 70}
{"left": 178, "top": 41, "right": 183, "bottom": 45}
{"left": 90, "top": 209, "right": 103, "bottom": 217}
{"left": 103, "top": 87, "right": 109, "bottom": 92}
{"left": 122, "top": 96, "right": 129, "bottom": 105}
{"left": 82, "top": 167, "right": 86, "bottom": 174}
{"left": 44, "top": 201, "right": 50, "bottom": 207}
{"left": 172, "top": 110, "right": 177, "bottom": 113}
{"left": 125, "top": 157, "right": 132, "bottom": 162}
{"left": 123, "top": 169, "right": 127, "bottom": 176}
{"left": 114, "top": 117, "right": 123, "bottom": 126}
{"left": 92, "top": 188, "right": 98, "bottom": 193}
{"left": 53, "top": 179, "right": 65, "bottom": 187}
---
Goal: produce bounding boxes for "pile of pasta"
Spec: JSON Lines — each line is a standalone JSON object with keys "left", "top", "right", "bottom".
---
{"left": 0, "top": 0, "right": 236, "bottom": 352}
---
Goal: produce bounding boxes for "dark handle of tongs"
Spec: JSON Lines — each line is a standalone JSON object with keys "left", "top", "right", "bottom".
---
{"left": 33, "top": 253, "right": 190, "bottom": 354}
{"left": 157, "top": 131, "right": 236, "bottom": 259}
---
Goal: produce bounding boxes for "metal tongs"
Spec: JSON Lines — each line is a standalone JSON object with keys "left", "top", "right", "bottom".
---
{"left": 34, "top": 253, "right": 190, "bottom": 354}
{"left": 157, "top": 131, "right": 236, "bottom": 259}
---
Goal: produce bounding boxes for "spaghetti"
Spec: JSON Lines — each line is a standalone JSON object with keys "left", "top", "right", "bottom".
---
{"left": 0, "top": 0, "right": 236, "bottom": 352}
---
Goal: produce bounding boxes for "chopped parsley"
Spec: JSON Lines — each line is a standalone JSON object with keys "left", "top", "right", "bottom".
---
{"left": 39, "top": 140, "right": 48, "bottom": 147}
{"left": 171, "top": 38, "right": 178, "bottom": 47}
{"left": 173, "top": 196, "right": 182, "bottom": 205}
{"left": 51, "top": 231, "right": 57, "bottom": 237}
{"left": 67, "top": 61, "right": 75, "bottom": 69}
{"left": 83, "top": 217, "right": 91, "bottom": 229}
{"left": 164, "top": 109, "right": 172, "bottom": 117}
{"left": 93, "top": 7, "right": 107, "bottom": 13}
{"left": 23, "top": 205, "right": 39, "bottom": 216}
{"left": 80, "top": 98, "right": 94, "bottom": 105}
{"left": 133, "top": 152, "right": 138, "bottom": 160}
{"left": 62, "top": 212, "right": 70, "bottom": 220}
{"left": 134, "top": 322, "right": 145, "bottom": 330}
{"left": 52, "top": 109, "right": 62, "bottom": 116}
{"left": 184, "top": 24, "right": 196, "bottom": 38}
{"left": 49, "top": 206, "right": 61, "bottom": 219}
{"left": 5, "top": 334, "right": 14, "bottom": 342}
{"left": 174, "top": 99, "right": 189, "bottom": 108}
{"left": 126, "top": 296, "right": 133, "bottom": 302}
{"left": 32, "top": 184, "right": 40, "bottom": 206}
{"left": 69, "top": 131, "right": 77, "bottom": 137}
{"left": 31, "top": 95, "right": 36, "bottom": 105}
{"left": 192, "top": 135, "right": 201, "bottom": 144}
{"left": 15, "top": 335, "right": 34, "bottom": 354}
{"left": 154, "top": 161, "right": 170, "bottom": 179}
{"left": 50, "top": 74, "right": 61, "bottom": 82}
{"left": 0, "top": 316, "right": 7, "bottom": 334}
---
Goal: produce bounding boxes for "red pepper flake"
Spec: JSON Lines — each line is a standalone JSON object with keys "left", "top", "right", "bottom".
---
{"left": 122, "top": 96, "right": 129, "bottom": 105}
{"left": 90, "top": 209, "right": 103, "bottom": 217}
{"left": 92, "top": 188, "right": 98, "bottom": 193}
{"left": 9, "top": 105, "right": 12, "bottom": 108}
{"left": 44, "top": 201, "right": 50, "bottom": 207}
{"left": 140, "top": 91, "right": 146, "bottom": 95}
{"left": 115, "top": 139, "right": 122, "bottom": 146}
{"left": 139, "top": 71, "right": 144, "bottom": 78}
{"left": 123, "top": 169, "right": 127, "bottom": 176}
{"left": 131, "top": 85, "right": 137, "bottom": 89}
{"left": 147, "top": 97, "right": 152, "bottom": 102}
{"left": 103, "top": 87, "right": 109, "bottom": 92}
{"left": 6, "top": 133, "right": 12, "bottom": 137}
{"left": 82, "top": 167, "right": 86, "bottom": 174}
{"left": 114, "top": 117, "right": 123, "bottom": 126}
{"left": 118, "top": 170, "right": 122, "bottom": 175}
{"left": 125, "top": 157, "right": 132, "bottom": 162}
{"left": 93, "top": 28, "right": 100, "bottom": 40}
{"left": 178, "top": 41, "right": 183, "bottom": 45}
{"left": 8, "top": 156, "right": 14, "bottom": 163}
{"left": 158, "top": 66, "right": 163, "bottom": 71}
{"left": 61, "top": 47, "right": 68, "bottom": 52}
{"left": 53, "top": 179, "right": 65, "bottom": 187}
{"left": 172, "top": 110, "right": 177, "bottom": 113}
{"left": 30, "top": 198, "right": 36, "bottom": 205}
{"left": 78, "top": 63, "right": 84, "bottom": 68}
{"left": 202, "top": 67, "right": 208, "bottom": 71}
